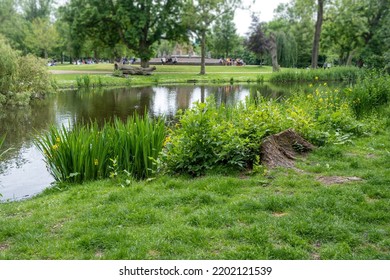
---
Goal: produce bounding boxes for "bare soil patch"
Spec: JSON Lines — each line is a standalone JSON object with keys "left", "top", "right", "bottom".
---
{"left": 317, "top": 176, "right": 363, "bottom": 185}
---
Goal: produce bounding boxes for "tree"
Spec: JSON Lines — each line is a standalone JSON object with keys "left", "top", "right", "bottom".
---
{"left": 184, "top": 0, "right": 241, "bottom": 75}
{"left": 0, "top": 0, "right": 28, "bottom": 51}
{"left": 321, "top": 0, "right": 389, "bottom": 68}
{"left": 311, "top": 0, "right": 324, "bottom": 68}
{"left": 245, "top": 15, "right": 280, "bottom": 71}
{"left": 62, "top": 0, "right": 187, "bottom": 67}
{"left": 24, "top": 17, "right": 59, "bottom": 59}
{"left": 272, "top": 1, "right": 314, "bottom": 67}
{"left": 244, "top": 15, "right": 268, "bottom": 63}
{"left": 19, "top": 0, "right": 55, "bottom": 21}
{"left": 210, "top": 12, "right": 240, "bottom": 59}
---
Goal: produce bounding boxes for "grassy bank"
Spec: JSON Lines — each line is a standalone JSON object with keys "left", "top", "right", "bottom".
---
{"left": 1, "top": 67, "right": 389, "bottom": 260}
{"left": 50, "top": 64, "right": 273, "bottom": 88}
{"left": 0, "top": 129, "right": 389, "bottom": 259}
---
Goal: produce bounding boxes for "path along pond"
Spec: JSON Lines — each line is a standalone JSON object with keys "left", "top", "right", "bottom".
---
{"left": 0, "top": 83, "right": 336, "bottom": 201}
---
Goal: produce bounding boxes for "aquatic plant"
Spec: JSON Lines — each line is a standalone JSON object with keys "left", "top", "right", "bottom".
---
{"left": 35, "top": 114, "right": 166, "bottom": 183}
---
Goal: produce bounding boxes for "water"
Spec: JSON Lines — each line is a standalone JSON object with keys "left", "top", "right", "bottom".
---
{"left": 0, "top": 83, "right": 308, "bottom": 201}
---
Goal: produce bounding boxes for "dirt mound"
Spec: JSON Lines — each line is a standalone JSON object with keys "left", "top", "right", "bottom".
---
{"left": 260, "top": 129, "right": 315, "bottom": 168}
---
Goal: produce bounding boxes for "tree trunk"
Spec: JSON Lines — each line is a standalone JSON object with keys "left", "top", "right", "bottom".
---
{"left": 268, "top": 33, "right": 280, "bottom": 72}
{"left": 311, "top": 0, "right": 324, "bottom": 69}
{"left": 200, "top": 30, "right": 206, "bottom": 75}
{"left": 114, "top": 63, "right": 156, "bottom": 75}
{"left": 346, "top": 49, "right": 356, "bottom": 66}
{"left": 141, "top": 59, "right": 149, "bottom": 68}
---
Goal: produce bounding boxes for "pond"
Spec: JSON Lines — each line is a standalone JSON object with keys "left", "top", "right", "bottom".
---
{"left": 0, "top": 82, "right": 320, "bottom": 201}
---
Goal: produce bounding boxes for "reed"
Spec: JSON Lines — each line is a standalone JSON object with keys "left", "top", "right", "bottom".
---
{"left": 269, "top": 67, "right": 363, "bottom": 83}
{"left": 348, "top": 71, "right": 390, "bottom": 118}
{"left": 35, "top": 114, "right": 166, "bottom": 183}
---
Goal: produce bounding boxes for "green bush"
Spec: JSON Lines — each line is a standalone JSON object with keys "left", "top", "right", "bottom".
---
{"left": 35, "top": 114, "right": 166, "bottom": 183}
{"left": 162, "top": 97, "right": 292, "bottom": 176}
{"left": 0, "top": 37, "right": 54, "bottom": 106}
{"left": 162, "top": 79, "right": 384, "bottom": 176}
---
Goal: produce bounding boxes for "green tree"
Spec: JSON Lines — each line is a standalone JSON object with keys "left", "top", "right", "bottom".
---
{"left": 24, "top": 17, "right": 59, "bottom": 59}
{"left": 210, "top": 11, "right": 240, "bottom": 59}
{"left": 322, "top": 0, "right": 389, "bottom": 68}
{"left": 0, "top": 0, "right": 28, "bottom": 51}
{"left": 272, "top": 1, "right": 314, "bottom": 67}
{"left": 19, "top": 0, "right": 55, "bottom": 21}
{"left": 184, "top": 0, "right": 241, "bottom": 74}
{"left": 62, "top": 0, "right": 187, "bottom": 67}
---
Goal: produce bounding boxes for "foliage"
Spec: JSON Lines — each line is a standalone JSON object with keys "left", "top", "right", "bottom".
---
{"left": 61, "top": 0, "right": 187, "bottom": 67}
{"left": 184, "top": 0, "right": 241, "bottom": 74}
{"left": 35, "top": 114, "right": 166, "bottom": 183}
{"left": 1, "top": 129, "right": 390, "bottom": 259}
{"left": 210, "top": 12, "right": 240, "bottom": 59}
{"left": 162, "top": 99, "right": 272, "bottom": 175}
{"left": 0, "top": 37, "right": 55, "bottom": 106}
{"left": 244, "top": 15, "right": 269, "bottom": 62}
{"left": 162, "top": 70, "right": 387, "bottom": 176}
{"left": 24, "top": 17, "right": 59, "bottom": 58}
{"left": 269, "top": 67, "right": 363, "bottom": 83}
{"left": 19, "top": 0, "right": 55, "bottom": 21}
{"left": 348, "top": 71, "right": 390, "bottom": 119}
{"left": 276, "top": 31, "right": 298, "bottom": 68}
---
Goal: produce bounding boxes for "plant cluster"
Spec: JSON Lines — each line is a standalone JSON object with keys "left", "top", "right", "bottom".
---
{"left": 35, "top": 115, "right": 166, "bottom": 183}
{"left": 162, "top": 73, "right": 389, "bottom": 176}
{"left": 0, "top": 38, "right": 55, "bottom": 106}
{"left": 348, "top": 71, "right": 390, "bottom": 119}
{"left": 36, "top": 72, "right": 389, "bottom": 181}
{"left": 269, "top": 67, "right": 363, "bottom": 83}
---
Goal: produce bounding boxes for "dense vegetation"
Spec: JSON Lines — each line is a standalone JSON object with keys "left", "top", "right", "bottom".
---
{"left": 0, "top": 0, "right": 389, "bottom": 261}
{"left": 35, "top": 115, "right": 166, "bottom": 183}
{"left": 0, "top": 37, "right": 55, "bottom": 106}
{"left": 0, "top": 129, "right": 389, "bottom": 259}
{"left": 34, "top": 71, "right": 389, "bottom": 181}
{"left": 0, "top": 1, "right": 388, "bottom": 71}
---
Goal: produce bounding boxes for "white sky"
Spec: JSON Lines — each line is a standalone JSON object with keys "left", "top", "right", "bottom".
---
{"left": 235, "top": 0, "right": 290, "bottom": 35}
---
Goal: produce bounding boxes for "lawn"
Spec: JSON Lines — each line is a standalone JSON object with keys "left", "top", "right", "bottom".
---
{"left": 0, "top": 130, "right": 389, "bottom": 260}
{"left": 50, "top": 64, "right": 273, "bottom": 88}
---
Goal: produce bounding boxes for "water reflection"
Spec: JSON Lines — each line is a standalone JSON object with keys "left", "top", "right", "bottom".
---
{"left": 0, "top": 83, "right": 323, "bottom": 201}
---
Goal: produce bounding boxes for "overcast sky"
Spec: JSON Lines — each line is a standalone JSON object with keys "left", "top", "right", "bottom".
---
{"left": 235, "top": 0, "right": 290, "bottom": 35}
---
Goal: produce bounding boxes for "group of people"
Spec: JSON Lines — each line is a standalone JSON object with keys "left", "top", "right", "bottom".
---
{"left": 122, "top": 57, "right": 137, "bottom": 64}
{"left": 219, "top": 57, "right": 245, "bottom": 66}
{"left": 73, "top": 58, "right": 102, "bottom": 65}
{"left": 161, "top": 56, "right": 178, "bottom": 65}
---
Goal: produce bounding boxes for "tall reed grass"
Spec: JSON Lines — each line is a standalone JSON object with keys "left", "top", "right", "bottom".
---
{"left": 269, "top": 67, "right": 363, "bottom": 83}
{"left": 35, "top": 114, "right": 166, "bottom": 183}
{"left": 348, "top": 71, "right": 390, "bottom": 118}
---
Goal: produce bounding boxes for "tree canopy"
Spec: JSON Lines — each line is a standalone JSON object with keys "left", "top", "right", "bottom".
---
{"left": 61, "top": 0, "right": 187, "bottom": 67}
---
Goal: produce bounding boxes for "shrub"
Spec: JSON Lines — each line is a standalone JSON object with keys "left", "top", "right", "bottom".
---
{"left": 0, "top": 37, "right": 54, "bottom": 106}
{"left": 162, "top": 97, "right": 292, "bottom": 176}
{"left": 162, "top": 81, "right": 382, "bottom": 176}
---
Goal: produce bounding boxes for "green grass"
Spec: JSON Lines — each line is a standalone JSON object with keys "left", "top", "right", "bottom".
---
{"left": 50, "top": 64, "right": 274, "bottom": 88}
{"left": 0, "top": 129, "right": 389, "bottom": 259}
